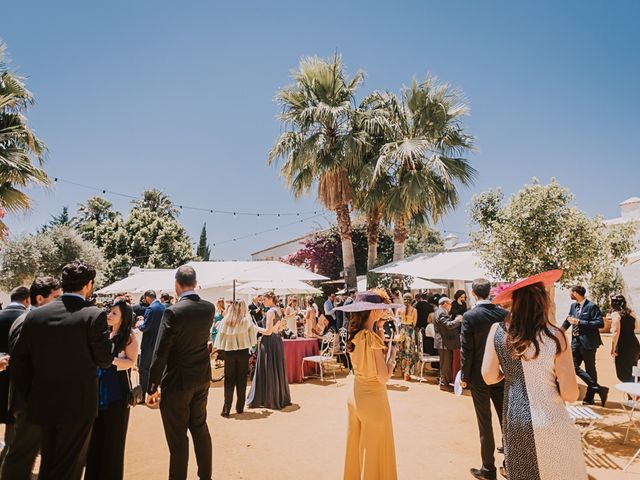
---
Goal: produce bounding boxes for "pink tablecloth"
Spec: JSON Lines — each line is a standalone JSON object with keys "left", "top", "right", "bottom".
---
{"left": 283, "top": 338, "right": 319, "bottom": 384}
{"left": 452, "top": 348, "right": 461, "bottom": 382}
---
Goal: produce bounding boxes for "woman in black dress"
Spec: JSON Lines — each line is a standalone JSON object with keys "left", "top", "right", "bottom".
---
{"left": 610, "top": 294, "right": 640, "bottom": 382}
{"left": 247, "top": 291, "right": 291, "bottom": 410}
{"left": 450, "top": 289, "right": 468, "bottom": 319}
{"left": 85, "top": 300, "right": 139, "bottom": 480}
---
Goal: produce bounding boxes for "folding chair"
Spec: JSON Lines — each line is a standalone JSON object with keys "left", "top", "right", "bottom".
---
{"left": 301, "top": 332, "right": 337, "bottom": 383}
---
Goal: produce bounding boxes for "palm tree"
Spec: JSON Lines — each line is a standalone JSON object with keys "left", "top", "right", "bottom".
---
{"left": 269, "top": 55, "right": 367, "bottom": 289}
{"left": 366, "top": 77, "right": 476, "bottom": 261}
{"left": 76, "top": 196, "right": 119, "bottom": 224}
{"left": 132, "top": 188, "right": 179, "bottom": 219}
{"left": 353, "top": 108, "right": 392, "bottom": 271}
{"left": 0, "top": 43, "right": 49, "bottom": 237}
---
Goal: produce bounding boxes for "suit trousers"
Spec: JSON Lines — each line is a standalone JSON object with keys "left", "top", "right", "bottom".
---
{"left": 160, "top": 384, "right": 212, "bottom": 480}
{"left": 0, "top": 399, "right": 40, "bottom": 480}
{"left": 470, "top": 382, "right": 504, "bottom": 472}
{"left": 572, "top": 343, "right": 601, "bottom": 397}
{"left": 223, "top": 349, "right": 249, "bottom": 412}
{"left": 39, "top": 420, "right": 93, "bottom": 480}
{"left": 438, "top": 349, "right": 453, "bottom": 386}
{"left": 84, "top": 398, "right": 130, "bottom": 480}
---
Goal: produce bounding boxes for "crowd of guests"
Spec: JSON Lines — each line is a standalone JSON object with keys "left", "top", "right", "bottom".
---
{"left": 0, "top": 261, "right": 638, "bottom": 480}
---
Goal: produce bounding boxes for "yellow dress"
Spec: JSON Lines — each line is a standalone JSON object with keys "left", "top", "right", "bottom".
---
{"left": 344, "top": 330, "right": 397, "bottom": 480}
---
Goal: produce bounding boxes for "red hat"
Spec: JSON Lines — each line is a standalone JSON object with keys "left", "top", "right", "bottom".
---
{"left": 492, "top": 269, "right": 563, "bottom": 305}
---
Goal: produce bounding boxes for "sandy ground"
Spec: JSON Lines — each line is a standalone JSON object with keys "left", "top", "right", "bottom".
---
{"left": 3, "top": 337, "right": 640, "bottom": 479}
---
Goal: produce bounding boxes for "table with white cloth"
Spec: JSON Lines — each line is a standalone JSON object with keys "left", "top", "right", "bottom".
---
{"left": 615, "top": 382, "right": 640, "bottom": 471}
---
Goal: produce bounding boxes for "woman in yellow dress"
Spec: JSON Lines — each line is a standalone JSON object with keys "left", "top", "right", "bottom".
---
{"left": 336, "top": 290, "right": 402, "bottom": 480}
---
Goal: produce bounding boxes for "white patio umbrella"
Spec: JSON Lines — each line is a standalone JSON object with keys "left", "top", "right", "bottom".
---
{"left": 372, "top": 251, "right": 492, "bottom": 282}
{"left": 229, "top": 280, "right": 321, "bottom": 296}
{"left": 409, "top": 277, "right": 447, "bottom": 290}
{"left": 96, "top": 269, "right": 176, "bottom": 294}
{"left": 627, "top": 251, "right": 640, "bottom": 266}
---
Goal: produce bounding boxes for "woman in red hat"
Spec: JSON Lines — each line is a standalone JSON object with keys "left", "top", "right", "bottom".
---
{"left": 482, "top": 270, "right": 587, "bottom": 480}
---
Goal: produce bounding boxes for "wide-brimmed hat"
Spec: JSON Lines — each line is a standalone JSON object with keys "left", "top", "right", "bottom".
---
{"left": 334, "top": 290, "right": 402, "bottom": 312}
{"left": 492, "top": 269, "right": 563, "bottom": 305}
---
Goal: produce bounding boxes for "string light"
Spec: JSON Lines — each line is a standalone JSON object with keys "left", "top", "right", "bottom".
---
{"left": 52, "top": 177, "right": 322, "bottom": 217}
{"left": 211, "top": 214, "right": 324, "bottom": 247}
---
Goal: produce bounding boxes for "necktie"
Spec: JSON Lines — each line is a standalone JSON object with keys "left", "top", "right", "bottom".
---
{"left": 573, "top": 303, "right": 581, "bottom": 337}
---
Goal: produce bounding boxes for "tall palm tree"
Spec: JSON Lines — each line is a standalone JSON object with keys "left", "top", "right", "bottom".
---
{"left": 366, "top": 77, "right": 476, "bottom": 260}
{"left": 0, "top": 43, "right": 49, "bottom": 237}
{"left": 269, "top": 55, "right": 366, "bottom": 289}
{"left": 132, "top": 188, "right": 179, "bottom": 219}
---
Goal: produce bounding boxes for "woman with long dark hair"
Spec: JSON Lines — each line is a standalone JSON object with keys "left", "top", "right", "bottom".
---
{"left": 337, "top": 290, "right": 402, "bottom": 480}
{"left": 482, "top": 270, "right": 587, "bottom": 480}
{"left": 610, "top": 293, "right": 640, "bottom": 382}
{"left": 247, "top": 291, "right": 291, "bottom": 410}
{"left": 85, "top": 299, "right": 139, "bottom": 480}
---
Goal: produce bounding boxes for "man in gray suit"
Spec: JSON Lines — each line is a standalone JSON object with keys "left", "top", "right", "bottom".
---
{"left": 433, "top": 296, "right": 462, "bottom": 392}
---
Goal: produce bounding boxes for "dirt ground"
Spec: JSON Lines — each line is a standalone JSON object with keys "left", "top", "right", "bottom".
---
{"left": 3, "top": 337, "right": 640, "bottom": 479}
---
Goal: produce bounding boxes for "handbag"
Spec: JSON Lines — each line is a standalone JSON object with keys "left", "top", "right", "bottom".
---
{"left": 127, "top": 368, "right": 144, "bottom": 407}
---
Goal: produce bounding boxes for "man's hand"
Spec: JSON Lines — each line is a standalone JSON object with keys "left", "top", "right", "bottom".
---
{"left": 146, "top": 391, "right": 160, "bottom": 407}
{"left": 568, "top": 316, "right": 579, "bottom": 326}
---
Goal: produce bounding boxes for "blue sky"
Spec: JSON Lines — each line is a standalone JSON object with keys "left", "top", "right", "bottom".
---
{"left": 3, "top": 0, "right": 639, "bottom": 259}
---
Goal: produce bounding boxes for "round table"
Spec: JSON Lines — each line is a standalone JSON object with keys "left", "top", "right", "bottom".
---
{"left": 283, "top": 338, "right": 319, "bottom": 384}
{"left": 616, "top": 383, "right": 640, "bottom": 397}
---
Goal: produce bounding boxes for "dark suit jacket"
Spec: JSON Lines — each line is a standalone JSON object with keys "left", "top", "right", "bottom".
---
{"left": 139, "top": 300, "right": 166, "bottom": 366}
{"left": 148, "top": 294, "right": 214, "bottom": 394}
{"left": 561, "top": 300, "right": 604, "bottom": 350}
{"left": 433, "top": 307, "right": 462, "bottom": 350}
{"left": 10, "top": 295, "right": 112, "bottom": 424}
{"left": 0, "top": 304, "right": 27, "bottom": 423}
{"left": 460, "top": 303, "right": 509, "bottom": 385}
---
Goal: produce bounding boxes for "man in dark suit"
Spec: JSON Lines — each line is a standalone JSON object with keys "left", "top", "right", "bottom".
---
{"left": 137, "top": 289, "right": 165, "bottom": 394}
{"left": 1, "top": 277, "right": 61, "bottom": 480}
{"left": 460, "top": 279, "right": 509, "bottom": 480}
{"left": 561, "top": 285, "right": 608, "bottom": 406}
{"left": 248, "top": 296, "right": 264, "bottom": 328}
{"left": 147, "top": 265, "right": 215, "bottom": 480}
{"left": 0, "top": 286, "right": 31, "bottom": 462}
{"left": 433, "top": 297, "right": 462, "bottom": 392}
{"left": 11, "top": 261, "right": 112, "bottom": 480}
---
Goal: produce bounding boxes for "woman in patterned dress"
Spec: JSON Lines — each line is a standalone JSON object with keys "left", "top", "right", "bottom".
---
{"left": 397, "top": 293, "right": 419, "bottom": 381}
{"left": 482, "top": 270, "right": 588, "bottom": 480}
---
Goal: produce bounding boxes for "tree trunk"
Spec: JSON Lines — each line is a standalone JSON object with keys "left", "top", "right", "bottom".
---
{"left": 335, "top": 203, "right": 358, "bottom": 290}
{"left": 393, "top": 217, "right": 409, "bottom": 262}
{"left": 366, "top": 207, "right": 382, "bottom": 272}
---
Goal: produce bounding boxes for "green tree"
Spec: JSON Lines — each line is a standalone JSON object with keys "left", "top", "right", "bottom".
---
{"left": 39, "top": 206, "right": 71, "bottom": 233}
{"left": 405, "top": 225, "right": 445, "bottom": 256}
{"left": 131, "top": 188, "right": 179, "bottom": 219}
{"left": 363, "top": 77, "right": 476, "bottom": 261}
{"left": 269, "top": 54, "right": 366, "bottom": 290}
{"left": 93, "top": 189, "right": 194, "bottom": 283}
{"left": 196, "top": 223, "right": 211, "bottom": 261}
{"left": 0, "top": 226, "right": 105, "bottom": 289}
{"left": 470, "top": 179, "right": 637, "bottom": 313}
{"left": 74, "top": 196, "right": 119, "bottom": 242}
{"left": 0, "top": 42, "right": 49, "bottom": 237}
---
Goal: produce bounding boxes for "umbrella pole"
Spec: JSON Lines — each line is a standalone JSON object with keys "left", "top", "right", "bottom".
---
{"left": 232, "top": 279, "right": 236, "bottom": 303}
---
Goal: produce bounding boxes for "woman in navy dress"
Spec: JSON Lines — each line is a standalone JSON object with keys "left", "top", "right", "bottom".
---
{"left": 247, "top": 291, "right": 291, "bottom": 410}
{"left": 85, "top": 299, "right": 139, "bottom": 480}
